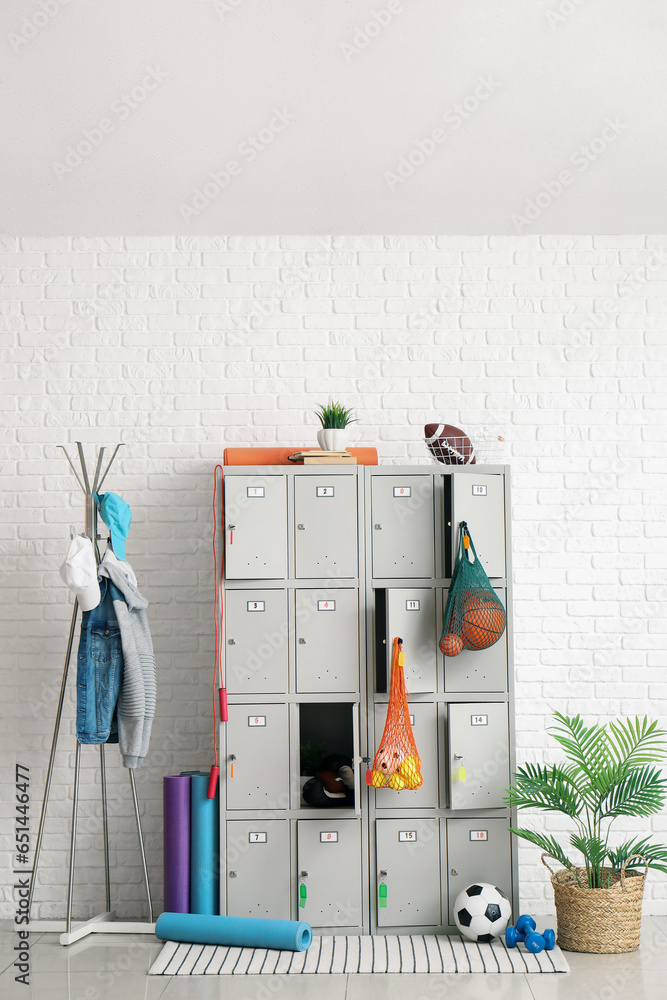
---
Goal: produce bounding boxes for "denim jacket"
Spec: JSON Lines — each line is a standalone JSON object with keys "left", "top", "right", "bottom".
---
{"left": 76, "top": 575, "right": 122, "bottom": 744}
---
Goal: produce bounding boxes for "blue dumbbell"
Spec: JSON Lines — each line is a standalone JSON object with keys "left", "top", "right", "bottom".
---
{"left": 543, "top": 928, "right": 555, "bottom": 951}
{"left": 525, "top": 931, "right": 546, "bottom": 954}
{"left": 505, "top": 925, "right": 526, "bottom": 948}
{"left": 516, "top": 914, "right": 537, "bottom": 935}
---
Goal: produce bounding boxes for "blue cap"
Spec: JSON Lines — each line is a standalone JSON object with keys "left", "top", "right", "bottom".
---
{"left": 94, "top": 492, "right": 132, "bottom": 561}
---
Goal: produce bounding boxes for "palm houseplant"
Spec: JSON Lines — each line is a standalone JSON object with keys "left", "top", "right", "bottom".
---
{"left": 314, "top": 400, "right": 357, "bottom": 452}
{"left": 506, "top": 712, "right": 667, "bottom": 953}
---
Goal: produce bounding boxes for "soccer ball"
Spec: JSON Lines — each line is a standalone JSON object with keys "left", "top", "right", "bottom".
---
{"left": 453, "top": 883, "right": 511, "bottom": 943}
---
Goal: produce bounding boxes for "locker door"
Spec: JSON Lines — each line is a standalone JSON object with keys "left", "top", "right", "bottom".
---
{"left": 225, "top": 704, "right": 289, "bottom": 810}
{"left": 446, "top": 819, "right": 512, "bottom": 924}
{"left": 374, "top": 702, "right": 439, "bottom": 809}
{"left": 225, "top": 590, "right": 288, "bottom": 694}
{"left": 297, "top": 820, "right": 362, "bottom": 928}
{"left": 451, "top": 473, "right": 506, "bottom": 578}
{"left": 448, "top": 703, "right": 509, "bottom": 810}
{"left": 386, "top": 589, "right": 437, "bottom": 692}
{"left": 444, "top": 589, "right": 508, "bottom": 693}
{"left": 376, "top": 819, "right": 441, "bottom": 927}
{"left": 294, "top": 475, "right": 358, "bottom": 579}
{"left": 226, "top": 820, "right": 290, "bottom": 919}
{"left": 371, "top": 475, "right": 435, "bottom": 578}
{"left": 295, "top": 589, "right": 359, "bottom": 693}
{"left": 224, "top": 475, "right": 287, "bottom": 580}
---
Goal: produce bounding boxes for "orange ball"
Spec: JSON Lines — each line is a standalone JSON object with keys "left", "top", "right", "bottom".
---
{"left": 440, "top": 632, "right": 464, "bottom": 657}
{"left": 461, "top": 591, "right": 505, "bottom": 650}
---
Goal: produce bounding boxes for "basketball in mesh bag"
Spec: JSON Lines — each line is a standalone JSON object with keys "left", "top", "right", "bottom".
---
{"left": 440, "top": 522, "right": 506, "bottom": 655}
{"left": 366, "top": 638, "right": 423, "bottom": 791}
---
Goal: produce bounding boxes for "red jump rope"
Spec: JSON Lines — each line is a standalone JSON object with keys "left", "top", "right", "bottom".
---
{"left": 208, "top": 464, "right": 228, "bottom": 798}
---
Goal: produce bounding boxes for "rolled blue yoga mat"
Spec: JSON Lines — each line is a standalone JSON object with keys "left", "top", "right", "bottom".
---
{"left": 186, "top": 771, "right": 220, "bottom": 915}
{"left": 155, "top": 912, "right": 313, "bottom": 952}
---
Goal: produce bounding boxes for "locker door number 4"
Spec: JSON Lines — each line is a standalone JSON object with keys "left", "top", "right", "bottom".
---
{"left": 318, "top": 600, "right": 336, "bottom": 611}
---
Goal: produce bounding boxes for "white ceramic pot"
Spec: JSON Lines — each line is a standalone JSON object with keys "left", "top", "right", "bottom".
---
{"left": 317, "top": 428, "right": 348, "bottom": 451}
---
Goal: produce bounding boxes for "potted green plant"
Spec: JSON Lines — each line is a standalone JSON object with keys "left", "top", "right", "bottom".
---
{"left": 314, "top": 400, "right": 357, "bottom": 452}
{"left": 506, "top": 712, "right": 667, "bottom": 953}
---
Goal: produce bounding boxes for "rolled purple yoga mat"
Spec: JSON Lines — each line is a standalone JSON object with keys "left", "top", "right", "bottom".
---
{"left": 163, "top": 775, "right": 191, "bottom": 914}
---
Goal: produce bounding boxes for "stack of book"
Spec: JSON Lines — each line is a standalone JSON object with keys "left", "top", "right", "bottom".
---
{"left": 288, "top": 450, "right": 357, "bottom": 465}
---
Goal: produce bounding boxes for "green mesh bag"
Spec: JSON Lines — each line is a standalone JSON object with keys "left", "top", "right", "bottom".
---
{"left": 439, "top": 521, "right": 506, "bottom": 656}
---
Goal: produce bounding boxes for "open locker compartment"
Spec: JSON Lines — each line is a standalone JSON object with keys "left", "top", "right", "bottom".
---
{"left": 296, "top": 701, "right": 360, "bottom": 813}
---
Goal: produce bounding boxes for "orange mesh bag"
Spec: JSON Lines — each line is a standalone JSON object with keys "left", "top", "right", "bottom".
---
{"left": 366, "top": 638, "right": 423, "bottom": 791}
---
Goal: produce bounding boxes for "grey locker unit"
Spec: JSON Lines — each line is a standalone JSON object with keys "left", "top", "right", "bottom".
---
{"left": 226, "top": 820, "right": 291, "bottom": 919}
{"left": 220, "top": 462, "right": 517, "bottom": 934}
{"left": 451, "top": 473, "right": 506, "bottom": 579}
{"left": 385, "top": 588, "right": 437, "bottom": 693}
{"left": 443, "top": 589, "right": 508, "bottom": 693}
{"left": 297, "top": 819, "right": 363, "bottom": 928}
{"left": 295, "top": 589, "right": 359, "bottom": 693}
{"left": 376, "top": 818, "right": 441, "bottom": 927}
{"left": 370, "top": 475, "right": 435, "bottom": 578}
{"left": 445, "top": 818, "right": 512, "bottom": 924}
{"left": 224, "top": 475, "right": 288, "bottom": 579}
{"left": 224, "top": 589, "right": 288, "bottom": 694}
{"left": 448, "top": 702, "right": 510, "bottom": 810}
{"left": 294, "top": 474, "right": 358, "bottom": 579}
{"left": 373, "top": 702, "right": 439, "bottom": 810}
{"left": 225, "top": 703, "right": 289, "bottom": 810}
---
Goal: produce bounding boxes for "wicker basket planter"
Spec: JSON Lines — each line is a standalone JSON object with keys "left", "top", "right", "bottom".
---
{"left": 542, "top": 853, "right": 649, "bottom": 953}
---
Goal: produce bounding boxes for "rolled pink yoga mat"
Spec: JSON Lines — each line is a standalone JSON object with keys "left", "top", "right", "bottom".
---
{"left": 163, "top": 775, "right": 191, "bottom": 913}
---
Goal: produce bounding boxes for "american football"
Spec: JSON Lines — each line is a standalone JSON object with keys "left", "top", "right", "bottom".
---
{"left": 424, "top": 423, "right": 475, "bottom": 465}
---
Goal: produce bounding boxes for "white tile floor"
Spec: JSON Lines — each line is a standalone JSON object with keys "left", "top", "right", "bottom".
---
{"left": 1, "top": 918, "right": 666, "bottom": 1000}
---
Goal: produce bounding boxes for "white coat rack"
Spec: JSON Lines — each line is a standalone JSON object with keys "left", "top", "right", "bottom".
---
{"left": 27, "top": 443, "right": 155, "bottom": 945}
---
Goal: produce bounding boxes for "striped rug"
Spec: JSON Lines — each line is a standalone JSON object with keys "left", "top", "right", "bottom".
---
{"left": 149, "top": 934, "right": 570, "bottom": 975}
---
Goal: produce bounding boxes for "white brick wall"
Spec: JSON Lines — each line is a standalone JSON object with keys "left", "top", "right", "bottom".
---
{"left": 2, "top": 234, "right": 667, "bottom": 918}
